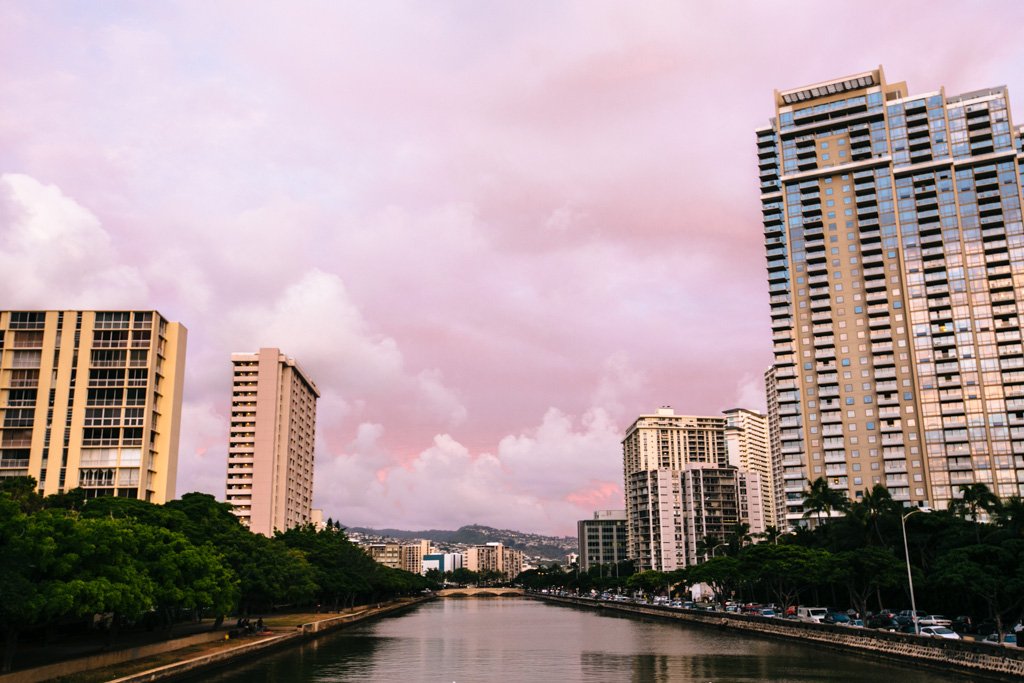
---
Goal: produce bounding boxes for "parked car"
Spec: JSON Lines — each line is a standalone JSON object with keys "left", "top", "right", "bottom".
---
{"left": 759, "top": 608, "right": 777, "bottom": 618}
{"left": 849, "top": 619, "right": 865, "bottom": 628}
{"left": 797, "top": 606, "right": 828, "bottom": 623}
{"left": 823, "top": 612, "right": 852, "bottom": 626}
{"left": 920, "top": 626, "right": 960, "bottom": 640}
{"left": 983, "top": 633, "right": 1018, "bottom": 646}
{"left": 919, "top": 615, "right": 952, "bottom": 627}
{"left": 950, "top": 616, "right": 974, "bottom": 634}
{"left": 895, "top": 610, "right": 928, "bottom": 627}
{"left": 867, "top": 615, "right": 899, "bottom": 631}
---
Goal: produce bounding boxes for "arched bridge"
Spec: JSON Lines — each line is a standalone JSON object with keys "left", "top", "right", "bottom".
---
{"left": 436, "top": 587, "right": 524, "bottom": 598}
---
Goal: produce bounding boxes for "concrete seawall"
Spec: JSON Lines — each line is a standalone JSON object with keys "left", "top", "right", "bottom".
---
{"left": 0, "top": 598, "right": 433, "bottom": 683}
{"left": 534, "top": 594, "right": 1024, "bottom": 681}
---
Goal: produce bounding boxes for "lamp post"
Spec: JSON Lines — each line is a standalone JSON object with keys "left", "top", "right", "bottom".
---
{"left": 900, "top": 506, "right": 928, "bottom": 635}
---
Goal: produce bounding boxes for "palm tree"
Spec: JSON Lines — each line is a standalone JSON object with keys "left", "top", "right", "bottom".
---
{"left": 951, "top": 483, "right": 1000, "bottom": 542}
{"left": 994, "top": 496, "right": 1024, "bottom": 536}
{"left": 725, "top": 523, "right": 752, "bottom": 556}
{"left": 850, "top": 484, "right": 896, "bottom": 546}
{"left": 756, "top": 525, "right": 784, "bottom": 545}
{"left": 952, "top": 483, "right": 1000, "bottom": 522}
{"left": 801, "top": 477, "right": 849, "bottom": 527}
{"left": 695, "top": 534, "right": 723, "bottom": 561}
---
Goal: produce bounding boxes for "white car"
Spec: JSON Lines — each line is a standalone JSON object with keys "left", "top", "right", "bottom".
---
{"left": 920, "top": 626, "right": 960, "bottom": 640}
{"left": 919, "top": 615, "right": 952, "bottom": 627}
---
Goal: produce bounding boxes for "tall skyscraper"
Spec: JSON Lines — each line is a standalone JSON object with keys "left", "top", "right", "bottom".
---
{"left": 0, "top": 310, "right": 186, "bottom": 502}
{"left": 225, "top": 347, "right": 319, "bottom": 535}
{"left": 622, "top": 407, "right": 763, "bottom": 571}
{"left": 759, "top": 67, "right": 1024, "bottom": 526}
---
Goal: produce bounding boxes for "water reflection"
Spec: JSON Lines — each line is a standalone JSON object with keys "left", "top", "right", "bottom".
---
{"left": 177, "top": 599, "right": 976, "bottom": 683}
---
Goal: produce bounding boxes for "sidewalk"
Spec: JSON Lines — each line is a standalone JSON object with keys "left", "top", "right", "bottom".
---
{"left": 0, "top": 600, "right": 428, "bottom": 683}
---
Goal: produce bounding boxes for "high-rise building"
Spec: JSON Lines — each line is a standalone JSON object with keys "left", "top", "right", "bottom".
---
{"left": 225, "top": 347, "right": 319, "bottom": 535}
{"left": 723, "top": 407, "right": 777, "bottom": 528}
{"left": 680, "top": 463, "right": 763, "bottom": 565}
{"left": 759, "top": 67, "right": 1024, "bottom": 525}
{"left": 763, "top": 366, "right": 788, "bottom": 528}
{"left": 577, "top": 509, "right": 628, "bottom": 571}
{"left": 622, "top": 407, "right": 763, "bottom": 571}
{"left": 0, "top": 310, "right": 186, "bottom": 502}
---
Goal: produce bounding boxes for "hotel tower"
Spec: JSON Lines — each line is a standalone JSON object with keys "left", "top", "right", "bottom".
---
{"left": 0, "top": 310, "right": 186, "bottom": 502}
{"left": 225, "top": 348, "right": 319, "bottom": 535}
{"left": 759, "top": 67, "right": 1024, "bottom": 526}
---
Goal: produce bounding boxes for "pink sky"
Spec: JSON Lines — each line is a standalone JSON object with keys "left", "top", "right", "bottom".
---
{"left": 3, "top": 1, "right": 1024, "bottom": 535}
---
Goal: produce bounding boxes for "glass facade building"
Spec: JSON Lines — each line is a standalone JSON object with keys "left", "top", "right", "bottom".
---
{"left": 759, "top": 68, "right": 1024, "bottom": 526}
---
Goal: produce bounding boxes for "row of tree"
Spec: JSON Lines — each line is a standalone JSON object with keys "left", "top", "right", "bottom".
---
{"left": 0, "top": 478, "right": 430, "bottom": 672}
{"left": 519, "top": 480, "right": 1024, "bottom": 639}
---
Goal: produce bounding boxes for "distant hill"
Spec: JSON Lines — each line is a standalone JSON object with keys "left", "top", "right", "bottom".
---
{"left": 347, "top": 523, "right": 577, "bottom": 561}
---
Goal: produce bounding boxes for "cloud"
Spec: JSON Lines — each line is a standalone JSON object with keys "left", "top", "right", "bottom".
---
{"left": 315, "top": 402, "right": 624, "bottom": 536}
{"left": 0, "top": 173, "right": 148, "bottom": 307}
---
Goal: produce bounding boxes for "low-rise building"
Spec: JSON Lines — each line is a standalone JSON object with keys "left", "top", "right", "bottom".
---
{"left": 577, "top": 509, "right": 628, "bottom": 571}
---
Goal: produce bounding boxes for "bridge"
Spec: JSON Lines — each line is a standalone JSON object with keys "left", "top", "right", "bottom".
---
{"left": 435, "top": 587, "right": 525, "bottom": 598}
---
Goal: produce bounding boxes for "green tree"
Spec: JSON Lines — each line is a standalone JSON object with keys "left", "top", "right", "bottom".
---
{"left": 626, "top": 570, "right": 667, "bottom": 597}
{"left": 994, "top": 496, "right": 1024, "bottom": 537}
{"left": 932, "top": 539, "right": 1024, "bottom": 639}
{"left": 685, "top": 556, "right": 741, "bottom": 603}
{"left": 802, "top": 477, "right": 848, "bottom": 527}
{"left": 0, "top": 505, "right": 153, "bottom": 672}
{"left": 848, "top": 484, "right": 897, "bottom": 546}
{"left": 448, "top": 567, "right": 479, "bottom": 587}
{"left": 725, "top": 523, "right": 753, "bottom": 556}
{"left": 829, "top": 546, "right": 903, "bottom": 617}
{"left": 740, "top": 543, "right": 831, "bottom": 611}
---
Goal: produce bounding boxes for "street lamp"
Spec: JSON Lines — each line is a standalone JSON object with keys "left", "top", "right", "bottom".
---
{"left": 900, "top": 506, "right": 930, "bottom": 635}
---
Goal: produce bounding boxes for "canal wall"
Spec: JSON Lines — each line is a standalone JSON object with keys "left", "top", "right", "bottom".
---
{"left": 109, "top": 597, "right": 434, "bottom": 683}
{"left": 535, "top": 594, "right": 1024, "bottom": 682}
{"left": 0, "top": 598, "right": 433, "bottom": 683}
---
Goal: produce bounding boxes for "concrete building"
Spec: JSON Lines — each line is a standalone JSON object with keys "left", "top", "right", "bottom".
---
{"left": 723, "top": 407, "right": 777, "bottom": 528}
{"left": 577, "top": 509, "right": 628, "bottom": 571}
{"left": 422, "top": 552, "right": 463, "bottom": 575}
{"left": 763, "top": 367, "right": 789, "bottom": 529}
{"left": 366, "top": 542, "right": 402, "bottom": 569}
{"left": 0, "top": 310, "right": 186, "bottom": 502}
{"left": 400, "top": 539, "right": 431, "bottom": 575}
{"left": 623, "top": 407, "right": 764, "bottom": 571}
{"left": 759, "top": 67, "right": 1024, "bottom": 524}
{"left": 463, "top": 542, "right": 524, "bottom": 580}
{"left": 225, "top": 348, "right": 319, "bottom": 536}
{"left": 680, "top": 463, "right": 763, "bottom": 565}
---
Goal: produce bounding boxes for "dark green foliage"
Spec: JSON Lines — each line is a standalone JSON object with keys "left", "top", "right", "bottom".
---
{"left": 0, "top": 483, "right": 427, "bottom": 672}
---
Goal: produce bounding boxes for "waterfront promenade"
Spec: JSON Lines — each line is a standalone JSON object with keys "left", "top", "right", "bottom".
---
{"left": 533, "top": 593, "right": 1024, "bottom": 682}
{"left": 0, "top": 598, "right": 431, "bottom": 683}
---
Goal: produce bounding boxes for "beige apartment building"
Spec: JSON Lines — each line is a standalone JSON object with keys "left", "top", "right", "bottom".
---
{"left": 463, "top": 543, "right": 525, "bottom": 580}
{"left": 366, "top": 542, "right": 403, "bottom": 569}
{"left": 225, "top": 348, "right": 319, "bottom": 536}
{"left": 760, "top": 67, "right": 1024, "bottom": 525}
{"left": 0, "top": 310, "right": 186, "bottom": 502}
{"left": 723, "top": 407, "right": 777, "bottom": 529}
{"left": 622, "top": 407, "right": 765, "bottom": 571}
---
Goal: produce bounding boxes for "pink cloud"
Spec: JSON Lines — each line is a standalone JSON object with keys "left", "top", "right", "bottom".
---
{"left": 3, "top": 2, "right": 1024, "bottom": 533}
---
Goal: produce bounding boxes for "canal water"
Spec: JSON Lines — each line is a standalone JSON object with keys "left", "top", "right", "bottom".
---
{"left": 182, "top": 599, "right": 978, "bottom": 682}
